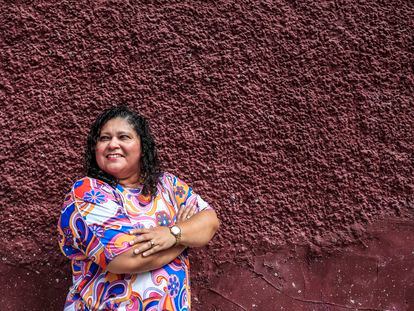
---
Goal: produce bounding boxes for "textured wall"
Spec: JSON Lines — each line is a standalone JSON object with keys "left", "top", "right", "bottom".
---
{"left": 1, "top": 0, "right": 413, "bottom": 310}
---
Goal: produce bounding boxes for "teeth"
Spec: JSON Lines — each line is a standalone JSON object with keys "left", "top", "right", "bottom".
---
{"left": 107, "top": 154, "right": 122, "bottom": 158}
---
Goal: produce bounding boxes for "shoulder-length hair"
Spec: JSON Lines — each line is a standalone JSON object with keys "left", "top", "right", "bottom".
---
{"left": 84, "top": 105, "right": 161, "bottom": 197}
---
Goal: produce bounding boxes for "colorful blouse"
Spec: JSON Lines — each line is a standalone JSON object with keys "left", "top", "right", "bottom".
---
{"left": 58, "top": 172, "right": 212, "bottom": 311}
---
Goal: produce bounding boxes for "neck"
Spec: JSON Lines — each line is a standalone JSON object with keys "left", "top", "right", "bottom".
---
{"left": 118, "top": 174, "right": 142, "bottom": 188}
{"left": 120, "top": 181, "right": 141, "bottom": 188}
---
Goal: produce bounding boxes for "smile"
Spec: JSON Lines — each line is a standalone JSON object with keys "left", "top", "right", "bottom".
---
{"left": 107, "top": 154, "right": 124, "bottom": 158}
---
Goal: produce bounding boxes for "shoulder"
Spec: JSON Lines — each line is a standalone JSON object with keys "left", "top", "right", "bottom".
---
{"left": 158, "top": 172, "right": 189, "bottom": 189}
{"left": 159, "top": 172, "right": 189, "bottom": 185}
{"left": 156, "top": 172, "right": 174, "bottom": 192}
{"left": 159, "top": 171, "right": 176, "bottom": 184}
{"left": 69, "top": 176, "right": 118, "bottom": 204}
{"left": 158, "top": 172, "right": 194, "bottom": 203}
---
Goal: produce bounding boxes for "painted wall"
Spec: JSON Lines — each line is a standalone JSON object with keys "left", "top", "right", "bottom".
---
{"left": 1, "top": 1, "right": 413, "bottom": 310}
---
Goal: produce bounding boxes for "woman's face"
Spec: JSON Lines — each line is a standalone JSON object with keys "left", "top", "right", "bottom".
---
{"left": 95, "top": 117, "right": 142, "bottom": 186}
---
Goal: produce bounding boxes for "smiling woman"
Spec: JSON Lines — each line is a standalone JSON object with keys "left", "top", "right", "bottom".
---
{"left": 57, "top": 106, "right": 219, "bottom": 311}
{"left": 95, "top": 118, "right": 142, "bottom": 185}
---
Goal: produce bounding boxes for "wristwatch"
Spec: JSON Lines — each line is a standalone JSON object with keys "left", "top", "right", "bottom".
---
{"left": 169, "top": 225, "right": 182, "bottom": 245}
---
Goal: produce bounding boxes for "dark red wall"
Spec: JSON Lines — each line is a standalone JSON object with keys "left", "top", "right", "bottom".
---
{"left": 1, "top": 1, "right": 413, "bottom": 310}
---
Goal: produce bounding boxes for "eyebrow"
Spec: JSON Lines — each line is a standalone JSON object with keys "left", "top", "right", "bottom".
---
{"left": 99, "top": 130, "right": 133, "bottom": 136}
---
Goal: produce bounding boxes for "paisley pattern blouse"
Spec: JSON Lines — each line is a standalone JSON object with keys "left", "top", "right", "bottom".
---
{"left": 58, "top": 172, "right": 211, "bottom": 311}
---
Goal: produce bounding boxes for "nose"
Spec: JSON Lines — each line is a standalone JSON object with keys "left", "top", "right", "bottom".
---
{"left": 107, "top": 137, "right": 120, "bottom": 149}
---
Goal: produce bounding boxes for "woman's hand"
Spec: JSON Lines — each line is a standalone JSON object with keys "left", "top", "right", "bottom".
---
{"left": 176, "top": 205, "right": 197, "bottom": 223}
{"left": 129, "top": 206, "right": 197, "bottom": 256}
{"left": 129, "top": 226, "right": 177, "bottom": 257}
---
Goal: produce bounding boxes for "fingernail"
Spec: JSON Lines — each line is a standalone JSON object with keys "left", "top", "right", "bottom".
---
{"left": 129, "top": 241, "right": 134, "bottom": 245}
{"left": 134, "top": 249, "right": 140, "bottom": 255}
{"left": 142, "top": 252, "right": 147, "bottom": 257}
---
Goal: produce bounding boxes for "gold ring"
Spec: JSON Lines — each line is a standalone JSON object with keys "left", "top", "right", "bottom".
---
{"left": 150, "top": 240, "right": 155, "bottom": 247}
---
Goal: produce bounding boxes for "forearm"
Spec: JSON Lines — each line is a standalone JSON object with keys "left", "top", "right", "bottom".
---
{"left": 107, "top": 244, "right": 186, "bottom": 274}
{"left": 134, "top": 244, "right": 186, "bottom": 273}
{"left": 179, "top": 209, "right": 220, "bottom": 247}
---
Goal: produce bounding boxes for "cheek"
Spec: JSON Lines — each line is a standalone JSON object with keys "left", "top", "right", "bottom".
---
{"left": 95, "top": 145, "right": 106, "bottom": 161}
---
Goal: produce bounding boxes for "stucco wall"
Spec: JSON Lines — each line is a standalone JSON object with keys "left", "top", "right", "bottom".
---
{"left": 1, "top": 1, "right": 413, "bottom": 310}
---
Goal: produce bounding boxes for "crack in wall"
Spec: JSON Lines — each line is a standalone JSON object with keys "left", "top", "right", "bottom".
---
{"left": 203, "top": 287, "right": 248, "bottom": 310}
{"left": 252, "top": 270, "right": 383, "bottom": 311}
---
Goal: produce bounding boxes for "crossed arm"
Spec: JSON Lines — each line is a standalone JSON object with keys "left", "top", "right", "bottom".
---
{"left": 106, "top": 208, "right": 220, "bottom": 274}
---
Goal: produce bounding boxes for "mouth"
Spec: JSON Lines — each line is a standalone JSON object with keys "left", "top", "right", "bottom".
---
{"left": 106, "top": 153, "right": 124, "bottom": 159}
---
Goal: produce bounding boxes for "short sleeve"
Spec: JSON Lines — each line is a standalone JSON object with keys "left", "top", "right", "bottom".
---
{"left": 58, "top": 177, "right": 135, "bottom": 269}
{"left": 163, "top": 172, "right": 213, "bottom": 213}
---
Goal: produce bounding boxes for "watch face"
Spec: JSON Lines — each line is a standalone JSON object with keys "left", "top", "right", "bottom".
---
{"left": 171, "top": 226, "right": 181, "bottom": 235}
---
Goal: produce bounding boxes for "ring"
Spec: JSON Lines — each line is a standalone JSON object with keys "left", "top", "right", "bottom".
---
{"left": 150, "top": 240, "right": 155, "bottom": 247}
{"left": 186, "top": 216, "right": 191, "bottom": 219}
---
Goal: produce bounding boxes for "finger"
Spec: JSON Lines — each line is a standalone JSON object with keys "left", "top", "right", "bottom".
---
{"left": 180, "top": 207, "right": 191, "bottom": 220}
{"left": 129, "top": 228, "right": 150, "bottom": 235}
{"left": 188, "top": 206, "right": 197, "bottom": 218}
{"left": 134, "top": 241, "right": 155, "bottom": 255}
{"left": 176, "top": 206, "right": 184, "bottom": 221}
{"left": 142, "top": 244, "right": 161, "bottom": 257}
{"left": 129, "top": 233, "right": 152, "bottom": 245}
{"left": 178, "top": 206, "right": 193, "bottom": 222}
{"left": 181, "top": 206, "right": 196, "bottom": 221}
{"left": 133, "top": 246, "right": 141, "bottom": 255}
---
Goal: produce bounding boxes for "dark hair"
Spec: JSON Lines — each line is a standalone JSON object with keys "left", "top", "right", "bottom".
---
{"left": 85, "top": 105, "right": 161, "bottom": 197}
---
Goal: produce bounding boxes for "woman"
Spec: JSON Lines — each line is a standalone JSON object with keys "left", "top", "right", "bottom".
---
{"left": 58, "top": 106, "right": 220, "bottom": 310}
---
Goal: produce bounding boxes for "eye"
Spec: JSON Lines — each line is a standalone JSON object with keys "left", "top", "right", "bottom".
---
{"left": 120, "top": 134, "right": 130, "bottom": 140}
{"left": 99, "top": 135, "right": 110, "bottom": 141}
